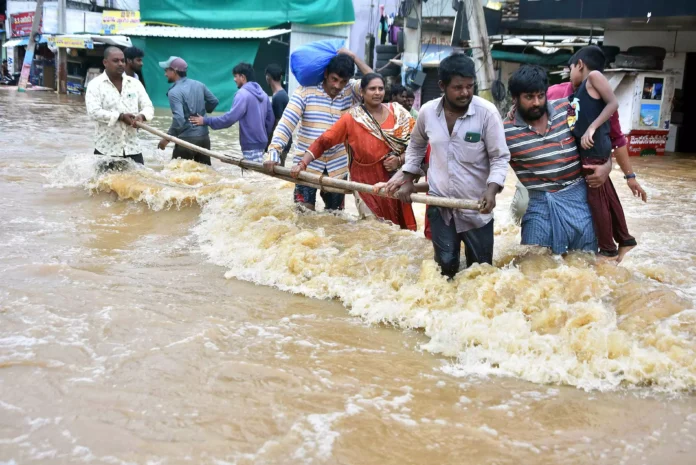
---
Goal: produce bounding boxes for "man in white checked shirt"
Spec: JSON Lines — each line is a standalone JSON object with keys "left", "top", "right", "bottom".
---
{"left": 85, "top": 47, "right": 154, "bottom": 167}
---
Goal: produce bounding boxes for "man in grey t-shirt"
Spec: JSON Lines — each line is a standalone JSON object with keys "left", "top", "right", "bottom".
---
{"left": 157, "top": 56, "right": 219, "bottom": 165}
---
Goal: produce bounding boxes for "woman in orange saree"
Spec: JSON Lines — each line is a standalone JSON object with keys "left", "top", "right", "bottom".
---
{"left": 290, "top": 73, "right": 417, "bottom": 231}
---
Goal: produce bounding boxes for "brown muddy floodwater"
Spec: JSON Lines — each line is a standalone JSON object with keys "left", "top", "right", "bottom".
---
{"left": 1, "top": 89, "right": 696, "bottom": 465}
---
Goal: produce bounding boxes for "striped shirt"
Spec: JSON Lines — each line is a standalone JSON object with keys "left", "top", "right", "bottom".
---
{"left": 504, "top": 99, "right": 583, "bottom": 192}
{"left": 266, "top": 80, "right": 360, "bottom": 178}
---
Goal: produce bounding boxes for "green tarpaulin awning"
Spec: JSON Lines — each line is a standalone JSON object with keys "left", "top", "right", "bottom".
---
{"left": 139, "top": 0, "right": 355, "bottom": 29}
{"left": 131, "top": 37, "right": 261, "bottom": 109}
{"left": 491, "top": 50, "right": 572, "bottom": 67}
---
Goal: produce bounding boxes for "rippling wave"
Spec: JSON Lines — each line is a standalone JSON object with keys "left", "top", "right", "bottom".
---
{"left": 47, "top": 155, "right": 696, "bottom": 392}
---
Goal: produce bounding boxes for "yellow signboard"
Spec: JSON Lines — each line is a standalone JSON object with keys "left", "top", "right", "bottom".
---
{"left": 101, "top": 10, "right": 140, "bottom": 35}
{"left": 51, "top": 36, "right": 94, "bottom": 49}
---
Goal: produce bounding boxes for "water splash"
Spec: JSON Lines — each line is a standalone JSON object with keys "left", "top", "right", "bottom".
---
{"left": 47, "top": 155, "right": 696, "bottom": 392}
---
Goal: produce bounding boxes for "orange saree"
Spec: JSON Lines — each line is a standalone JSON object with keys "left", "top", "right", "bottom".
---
{"left": 307, "top": 103, "right": 417, "bottom": 230}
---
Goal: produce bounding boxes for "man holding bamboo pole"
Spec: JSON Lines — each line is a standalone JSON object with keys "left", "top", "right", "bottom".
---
{"left": 381, "top": 54, "right": 510, "bottom": 279}
{"left": 85, "top": 47, "right": 154, "bottom": 166}
{"left": 263, "top": 49, "right": 373, "bottom": 211}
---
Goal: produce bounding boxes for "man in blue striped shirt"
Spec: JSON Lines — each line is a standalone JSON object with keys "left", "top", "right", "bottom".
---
{"left": 263, "top": 49, "right": 372, "bottom": 211}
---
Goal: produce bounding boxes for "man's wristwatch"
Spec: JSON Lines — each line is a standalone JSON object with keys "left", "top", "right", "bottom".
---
{"left": 624, "top": 173, "right": 636, "bottom": 180}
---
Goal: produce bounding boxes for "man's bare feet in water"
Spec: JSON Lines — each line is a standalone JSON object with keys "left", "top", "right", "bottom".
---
{"left": 616, "top": 244, "right": 636, "bottom": 264}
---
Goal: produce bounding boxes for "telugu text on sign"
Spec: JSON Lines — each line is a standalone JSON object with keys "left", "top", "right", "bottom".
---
{"left": 101, "top": 10, "right": 140, "bottom": 35}
{"left": 11, "top": 12, "right": 41, "bottom": 38}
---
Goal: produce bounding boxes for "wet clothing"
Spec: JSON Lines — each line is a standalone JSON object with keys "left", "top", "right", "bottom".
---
{"left": 166, "top": 77, "right": 219, "bottom": 139}
{"left": 547, "top": 82, "right": 627, "bottom": 149}
{"left": 522, "top": 179, "right": 597, "bottom": 255}
{"left": 505, "top": 99, "right": 583, "bottom": 192}
{"left": 85, "top": 72, "right": 154, "bottom": 157}
{"left": 566, "top": 79, "right": 636, "bottom": 256}
{"left": 266, "top": 80, "right": 361, "bottom": 178}
{"left": 568, "top": 79, "right": 612, "bottom": 160}
{"left": 294, "top": 182, "right": 345, "bottom": 211}
{"left": 511, "top": 83, "right": 628, "bottom": 225}
{"left": 172, "top": 135, "right": 211, "bottom": 166}
{"left": 424, "top": 145, "right": 433, "bottom": 240}
{"left": 94, "top": 149, "right": 143, "bottom": 167}
{"left": 429, "top": 206, "right": 494, "bottom": 278}
{"left": 242, "top": 149, "right": 265, "bottom": 163}
{"left": 271, "top": 89, "right": 290, "bottom": 121}
{"left": 505, "top": 100, "right": 599, "bottom": 254}
{"left": 271, "top": 89, "right": 292, "bottom": 165}
{"left": 204, "top": 82, "right": 274, "bottom": 152}
{"left": 307, "top": 103, "right": 417, "bottom": 229}
{"left": 402, "top": 96, "right": 510, "bottom": 234}
{"left": 583, "top": 157, "right": 637, "bottom": 256}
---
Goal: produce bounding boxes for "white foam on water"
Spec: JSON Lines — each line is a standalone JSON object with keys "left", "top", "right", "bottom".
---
{"left": 43, "top": 157, "right": 696, "bottom": 392}
{"left": 479, "top": 425, "right": 499, "bottom": 437}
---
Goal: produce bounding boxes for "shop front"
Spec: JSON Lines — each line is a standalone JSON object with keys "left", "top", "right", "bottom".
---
{"left": 48, "top": 34, "right": 132, "bottom": 94}
{"left": 610, "top": 70, "right": 676, "bottom": 157}
{"left": 3, "top": 35, "right": 54, "bottom": 88}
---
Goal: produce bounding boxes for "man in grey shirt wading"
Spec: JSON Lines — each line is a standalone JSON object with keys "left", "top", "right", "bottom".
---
{"left": 383, "top": 54, "right": 510, "bottom": 278}
{"left": 158, "top": 56, "right": 219, "bottom": 165}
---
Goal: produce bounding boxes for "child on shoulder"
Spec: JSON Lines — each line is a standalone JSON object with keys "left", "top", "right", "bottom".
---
{"left": 567, "top": 45, "right": 644, "bottom": 263}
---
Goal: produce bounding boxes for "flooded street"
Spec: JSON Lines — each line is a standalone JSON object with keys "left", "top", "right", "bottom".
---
{"left": 1, "top": 89, "right": 696, "bottom": 464}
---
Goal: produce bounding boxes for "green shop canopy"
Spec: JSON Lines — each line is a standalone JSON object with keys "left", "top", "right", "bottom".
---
{"left": 130, "top": 36, "right": 261, "bottom": 109}
{"left": 139, "top": 0, "right": 355, "bottom": 29}
{"left": 491, "top": 50, "right": 572, "bottom": 67}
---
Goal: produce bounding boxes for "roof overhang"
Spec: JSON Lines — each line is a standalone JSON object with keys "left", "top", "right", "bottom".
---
{"left": 63, "top": 34, "right": 132, "bottom": 48}
{"left": 122, "top": 26, "right": 291, "bottom": 40}
{"left": 524, "top": 15, "right": 696, "bottom": 32}
{"left": 3, "top": 36, "right": 49, "bottom": 47}
{"left": 4, "top": 34, "right": 131, "bottom": 48}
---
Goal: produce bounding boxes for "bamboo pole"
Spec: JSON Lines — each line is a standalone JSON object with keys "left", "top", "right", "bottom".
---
{"left": 273, "top": 174, "right": 351, "bottom": 195}
{"left": 135, "top": 122, "right": 480, "bottom": 211}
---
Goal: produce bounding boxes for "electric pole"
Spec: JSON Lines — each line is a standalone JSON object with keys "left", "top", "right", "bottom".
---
{"left": 57, "top": 0, "right": 68, "bottom": 94}
{"left": 17, "top": 0, "right": 45, "bottom": 92}
{"left": 465, "top": 0, "right": 495, "bottom": 102}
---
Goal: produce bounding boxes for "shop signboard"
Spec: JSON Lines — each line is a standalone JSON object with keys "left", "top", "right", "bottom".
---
{"left": 626, "top": 130, "right": 668, "bottom": 157}
{"left": 11, "top": 12, "right": 41, "bottom": 38}
{"left": 49, "top": 36, "right": 95, "bottom": 49}
{"left": 101, "top": 10, "right": 140, "bottom": 35}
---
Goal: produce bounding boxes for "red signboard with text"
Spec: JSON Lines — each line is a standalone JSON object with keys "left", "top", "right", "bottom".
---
{"left": 626, "top": 130, "right": 669, "bottom": 157}
{"left": 11, "top": 12, "right": 42, "bottom": 38}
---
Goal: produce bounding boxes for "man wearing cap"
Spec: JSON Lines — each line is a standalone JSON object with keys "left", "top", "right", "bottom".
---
{"left": 190, "top": 63, "right": 274, "bottom": 163}
{"left": 158, "top": 56, "right": 220, "bottom": 165}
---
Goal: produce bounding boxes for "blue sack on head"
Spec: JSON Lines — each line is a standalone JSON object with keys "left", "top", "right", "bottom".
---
{"left": 291, "top": 39, "right": 345, "bottom": 87}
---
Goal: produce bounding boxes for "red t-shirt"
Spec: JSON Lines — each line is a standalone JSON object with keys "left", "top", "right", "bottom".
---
{"left": 547, "top": 82, "right": 627, "bottom": 149}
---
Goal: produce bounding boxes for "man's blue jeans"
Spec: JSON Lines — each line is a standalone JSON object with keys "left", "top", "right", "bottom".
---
{"left": 428, "top": 206, "right": 494, "bottom": 278}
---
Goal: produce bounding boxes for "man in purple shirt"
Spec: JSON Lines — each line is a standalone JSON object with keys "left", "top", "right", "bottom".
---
{"left": 191, "top": 63, "right": 274, "bottom": 162}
